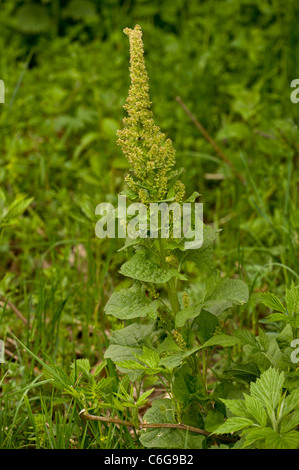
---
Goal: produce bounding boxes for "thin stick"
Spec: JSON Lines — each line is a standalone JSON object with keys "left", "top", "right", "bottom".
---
{"left": 0, "top": 297, "right": 28, "bottom": 325}
{"left": 79, "top": 409, "right": 235, "bottom": 443}
{"left": 176, "top": 96, "right": 245, "bottom": 185}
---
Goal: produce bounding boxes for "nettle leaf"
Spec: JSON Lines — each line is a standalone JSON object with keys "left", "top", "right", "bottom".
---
{"left": 214, "top": 417, "right": 254, "bottom": 434}
{"left": 250, "top": 367, "right": 285, "bottom": 411}
{"left": 204, "top": 278, "right": 249, "bottom": 316}
{"left": 198, "top": 334, "right": 240, "bottom": 350}
{"left": 104, "top": 285, "right": 159, "bottom": 320}
{"left": 175, "top": 305, "right": 202, "bottom": 328}
{"left": 140, "top": 399, "right": 205, "bottom": 449}
{"left": 259, "top": 292, "right": 286, "bottom": 313}
{"left": 120, "top": 251, "right": 186, "bottom": 283}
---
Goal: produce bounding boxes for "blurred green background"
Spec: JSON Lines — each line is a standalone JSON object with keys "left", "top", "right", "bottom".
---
{"left": 0, "top": 0, "right": 298, "bottom": 357}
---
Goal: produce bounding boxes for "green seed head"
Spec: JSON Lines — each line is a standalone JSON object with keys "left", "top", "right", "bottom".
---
{"left": 117, "top": 25, "right": 184, "bottom": 200}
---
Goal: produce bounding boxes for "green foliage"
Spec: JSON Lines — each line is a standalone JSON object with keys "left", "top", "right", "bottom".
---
{"left": 215, "top": 368, "right": 299, "bottom": 449}
{"left": 0, "top": 0, "right": 298, "bottom": 451}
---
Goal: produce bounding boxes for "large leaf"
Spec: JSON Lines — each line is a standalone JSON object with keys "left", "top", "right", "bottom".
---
{"left": 140, "top": 399, "right": 205, "bottom": 449}
{"left": 178, "top": 239, "right": 215, "bottom": 275}
{"left": 197, "top": 334, "right": 240, "bottom": 350}
{"left": 193, "top": 309, "right": 219, "bottom": 343}
{"left": 244, "top": 395, "right": 267, "bottom": 427}
{"left": 175, "top": 305, "right": 202, "bottom": 328}
{"left": 104, "top": 285, "right": 159, "bottom": 320}
{"left": 104, "top": 323, "right": 155, "bottom": 380}
{"left": 204, "top": 278, "right": 249, "bottom": 316}
{"left": 120, "top": 251, "right": 186, "bottom": 283}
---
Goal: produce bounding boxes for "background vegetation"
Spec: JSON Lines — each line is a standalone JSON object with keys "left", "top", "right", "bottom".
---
{"left": 0, "top": 0, "right": 298, "bottom": 449}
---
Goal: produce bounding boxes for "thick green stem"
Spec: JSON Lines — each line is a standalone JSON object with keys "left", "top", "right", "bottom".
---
{"left": 158, "top": 238, "right": 181, "bottom": 316}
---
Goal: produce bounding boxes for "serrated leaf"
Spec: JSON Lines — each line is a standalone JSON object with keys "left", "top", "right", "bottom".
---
{"left": 259, "top": 292, "right": 286, "bottom": 313}
{"left": 220, "top": 398, "right": 252, "bottom": 419}
{"left": 250, "top": 367, "right": 285, "bottom": 410}
{"left": 243, "top": 427, "right": 277, "bottom": 448}
{"left": 136, "top": 388, "right": 155, "bottom": 407}
{"left": 265, "top": 430, "right": 299, "bottom": 449}
{"left": 280, "top": 411, "right": 299, "bottom": 434}
{"left": 70, "top": 358, "right": 90, "bottom": 376}
{"left": 233, "top": 328, "right": 259, "bottom": 348}
{"left": 264, "top": 313, "right": 288, "bottom": 323}
{"left": 244, "top": 395, "right": 267, "bottom": 426}
{"left": 283, "top": 389, "right": 299, "bottom": 415}
{"left": 214, "top": 417, "right": 254, "bottom": 434}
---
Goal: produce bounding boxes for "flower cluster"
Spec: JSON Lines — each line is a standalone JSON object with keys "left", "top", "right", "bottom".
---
{"left": 117, "top": 25, "right": 184, "bottom": 201}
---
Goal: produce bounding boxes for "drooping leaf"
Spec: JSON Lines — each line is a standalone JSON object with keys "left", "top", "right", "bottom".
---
{"left": 198, "top": 334, "right": 240, "bottom": 350}
{"left": 204, "top": 278, "right": 249, "bottom": 316}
